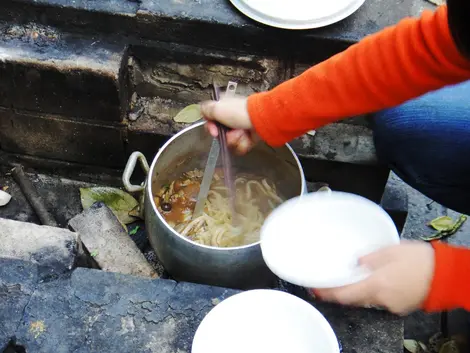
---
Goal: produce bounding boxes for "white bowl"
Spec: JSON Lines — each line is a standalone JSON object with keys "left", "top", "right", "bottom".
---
{"left": 192, "top": 289, "right": 340, "bottom": 353}
{"left": 260, "top": 191, "right": 400, "bottom": 289}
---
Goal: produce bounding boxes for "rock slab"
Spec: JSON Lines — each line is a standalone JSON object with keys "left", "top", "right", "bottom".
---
{"left": 0, "top": 217, "right": 79, "bottom": 277}
{"left": 0, "top": 257, "right": 403, "bottom": 353}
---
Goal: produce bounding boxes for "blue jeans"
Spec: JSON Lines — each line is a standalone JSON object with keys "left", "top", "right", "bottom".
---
{"left": 373, "top": 80, "right": 470, "bottom": 215}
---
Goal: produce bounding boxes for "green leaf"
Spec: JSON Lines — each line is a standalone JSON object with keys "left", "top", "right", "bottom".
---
{"left": 129, "top": 226, "right": 139, "bottom": 235}
{"left": 90, "top": 250, "right": 99, "bottom": 257}
{"left": 80, "top": 187, "right": 139, "bottom": 225}
{"left": 429, "top": 216, "right": 455, "bottom": 231}
{"left": 421, "top": 215, "right": 467, "bottom": 242}
{"left": 173, "top": 104, "right": 202, "bottom": 123}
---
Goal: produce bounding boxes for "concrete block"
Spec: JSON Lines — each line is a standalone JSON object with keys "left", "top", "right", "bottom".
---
{"left": 68, "top": 202, "right": 157, "bottom": 278}
{"left": 130, "top": 43, "right": 286, "bottom": 103}
{"left": 0, "top": 108, "right": 127, "bottom": 168}
{"left": 0, "top": 218, "right": 79, "bottom": 275}
{"left": 0, "top": 22, "right": 129, "bottom": 122}
{"left": 290, "top": 123, "right": 378, "bottom": 165}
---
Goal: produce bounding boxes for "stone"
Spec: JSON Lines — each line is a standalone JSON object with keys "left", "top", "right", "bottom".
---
{"left": 0, "top": 22, "right": 129, "bottom": 122}
{"left": 0, "top": 260, "right": 403, "bottom": 353}
{"left": 68, "top": 202, "right": 158, "bottom": 278}
{"left": 0, "top": 108, "right": 127, "bottom": 168}
{"left": 381, "top": 174, "right": 409, "bottom": 234}
{"left": 0, "top": 258, "right": 38, "bottom": 351}
{"left": 0, "top": 218, "right": 79, "bottom": 277}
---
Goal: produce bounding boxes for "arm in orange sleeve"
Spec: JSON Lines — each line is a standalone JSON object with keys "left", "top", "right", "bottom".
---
{"left": 423, "top": 242, "right": 470, "bottom": 312}
{"left": 247, "top": 5, "right": 470, "bottom": 147}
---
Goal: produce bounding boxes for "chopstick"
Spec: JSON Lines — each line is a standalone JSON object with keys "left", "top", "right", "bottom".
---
{"left": 212, "top": 83, "right": 237, "bottom": 222}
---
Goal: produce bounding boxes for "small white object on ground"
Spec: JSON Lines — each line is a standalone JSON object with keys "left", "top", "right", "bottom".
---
{"left": 260, "top": 191, "right": 400, "bottom": 289}
{"left": 0, "top": 189, "right": 11, "bottom": 206}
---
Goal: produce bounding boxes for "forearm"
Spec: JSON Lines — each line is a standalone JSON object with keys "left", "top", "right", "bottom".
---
{"left": 248, "top": 6, "right": 470, "bottom": 147}
{"left": 423, "top": 242, "right": 470, "bottom": 312}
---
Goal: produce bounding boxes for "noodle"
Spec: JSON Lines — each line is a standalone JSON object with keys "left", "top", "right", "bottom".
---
{"left": 154, "top": 169, "right": 284, "bottom": 248}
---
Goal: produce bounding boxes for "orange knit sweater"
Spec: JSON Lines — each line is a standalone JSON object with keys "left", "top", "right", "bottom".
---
{"left": 247, "top": 5, "right": 470, "bottom": 312}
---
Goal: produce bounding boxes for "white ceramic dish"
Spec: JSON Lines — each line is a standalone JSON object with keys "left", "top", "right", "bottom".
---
{"left": 192, "top": 289, "right": 340, "bottom": 353}
{"left": 260, "top": 191, "right": 400, "bottom": 289}
{"left": 230, "top": 0, "right": 366, "bottom": 30}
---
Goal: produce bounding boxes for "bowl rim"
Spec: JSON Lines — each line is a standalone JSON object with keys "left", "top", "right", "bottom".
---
{"left": 192, "top": 289, "right": 341, "bottom": 353}
{"left": 147, "top": 120, "right": 306, "bottom": 251}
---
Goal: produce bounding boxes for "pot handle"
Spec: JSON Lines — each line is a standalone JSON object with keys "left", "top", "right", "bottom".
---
{"left": 123, "top": 151, "right": 150, "bottom": 193}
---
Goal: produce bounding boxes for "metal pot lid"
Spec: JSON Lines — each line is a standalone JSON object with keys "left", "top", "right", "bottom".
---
{"left": 230, "top": 0, "right": 366, "bottom": 30}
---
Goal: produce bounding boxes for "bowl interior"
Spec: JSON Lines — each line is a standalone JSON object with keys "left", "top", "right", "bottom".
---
{"left": 192, "top": 289, "right": 340, "bottom": 353}
{"left": 260, "top": 191, "right": 400, "bottom": 288}
{"left": 150, "top": 123, "right": 304, "bottom": 202}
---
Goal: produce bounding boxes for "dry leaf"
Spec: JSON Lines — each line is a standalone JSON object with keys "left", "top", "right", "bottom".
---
{"left": 0, "top": 190, "right": 12, "bottom": 207}
{"left": 429, "top": 332, "right": 446, "bottom": 353}
{"left": 80, "top": 187, "right": 139, "bottom": 225}
{"left": 429, "top": 216, "right": 454, "bottom": 231}
{"left": 439, "top": 340, "right": 460, "bottom": 353}
{"left": 173, "top": 104, "right": 202, "bottom": 123}
{"left": 404, "top": 339, "right": 427, "bottom": 353}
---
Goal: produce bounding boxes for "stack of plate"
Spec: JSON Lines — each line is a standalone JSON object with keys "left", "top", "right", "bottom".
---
{"left": 230, "top": 0, "right": 366, "bottom": 29}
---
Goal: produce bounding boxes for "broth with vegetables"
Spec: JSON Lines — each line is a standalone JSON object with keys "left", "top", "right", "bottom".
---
{"left": 153, "top": 168, "right": 284, "bottom": 247}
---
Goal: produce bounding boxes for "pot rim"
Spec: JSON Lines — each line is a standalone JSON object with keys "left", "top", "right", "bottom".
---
{"left": 147, "top": 120, "right": 306, "bottom": 251}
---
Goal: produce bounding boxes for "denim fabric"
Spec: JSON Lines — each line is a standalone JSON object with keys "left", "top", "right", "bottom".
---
{"left": 373, "top": 80, "right": 470, "bottom": 214}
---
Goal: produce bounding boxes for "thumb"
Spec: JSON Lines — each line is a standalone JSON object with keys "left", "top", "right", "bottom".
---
{"left": 359, "top": 245, "right": 400, "bottom": 270}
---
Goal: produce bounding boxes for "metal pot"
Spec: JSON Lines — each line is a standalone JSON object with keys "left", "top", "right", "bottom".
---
{"left": 123, "top": 121, "right": 307, "bottom": 289}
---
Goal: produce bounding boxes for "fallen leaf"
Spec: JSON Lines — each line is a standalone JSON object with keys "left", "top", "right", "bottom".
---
{"left": 0, "top": 190, "right": 12, "bottom": 207}
{"left": 439, "top": 340, "right": 460, "bottom": 353}
{"left": 307, "top": 130, "right": 316, "bottom": 137}
{"left": 2, "top": 186, "right": 8, "bottom": 191}
{"left": 404, "top": 339, "right": 427, "bottom": 353}
{"left": 173, "top": 104, "right": 202, "bottom": 123}
{"left": 129, "top": 226, "right": 139, "bottom": 235}
{"left": 421, "top": 215, "right": 467, "bottom": 242}
{"left": 429, "top": 332, "right": 447, "bottom": 353}
{"left": 429, "top": 216, "right": 454, "bottom": 231}
{"left": 90, "top": 250, "right": 99, "bottom": 257}
{"left": 80, "top": 187, "right": 139, "bottom": 224}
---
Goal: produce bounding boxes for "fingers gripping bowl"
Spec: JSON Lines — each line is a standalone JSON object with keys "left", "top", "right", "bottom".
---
{"left": 124, "top": 121, "right": 307, "bottom": 289}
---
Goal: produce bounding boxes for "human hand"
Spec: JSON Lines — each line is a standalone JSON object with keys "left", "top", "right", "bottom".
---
{"left": 200, "top": 97, "right": 258, "bottom": 155}
{"left": 313, "top": 240, "right": 435, "bottom": 315}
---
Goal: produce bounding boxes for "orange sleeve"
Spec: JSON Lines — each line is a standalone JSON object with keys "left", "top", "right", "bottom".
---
{"left": 423, "top": 242, "right": 470, "bottom": 312}
{"left": 247, "top": 5, "right": 470, "bottom": 147}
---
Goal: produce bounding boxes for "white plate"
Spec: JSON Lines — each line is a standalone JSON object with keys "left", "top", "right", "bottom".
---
{"left": 260, "top": 191, "right": 400, "bottom": 289}
{"left": 230, "top": 0, "right": 366, "bottom": 30}
{"left": 192, "top": 289, "right": 340, "bottom": 353}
